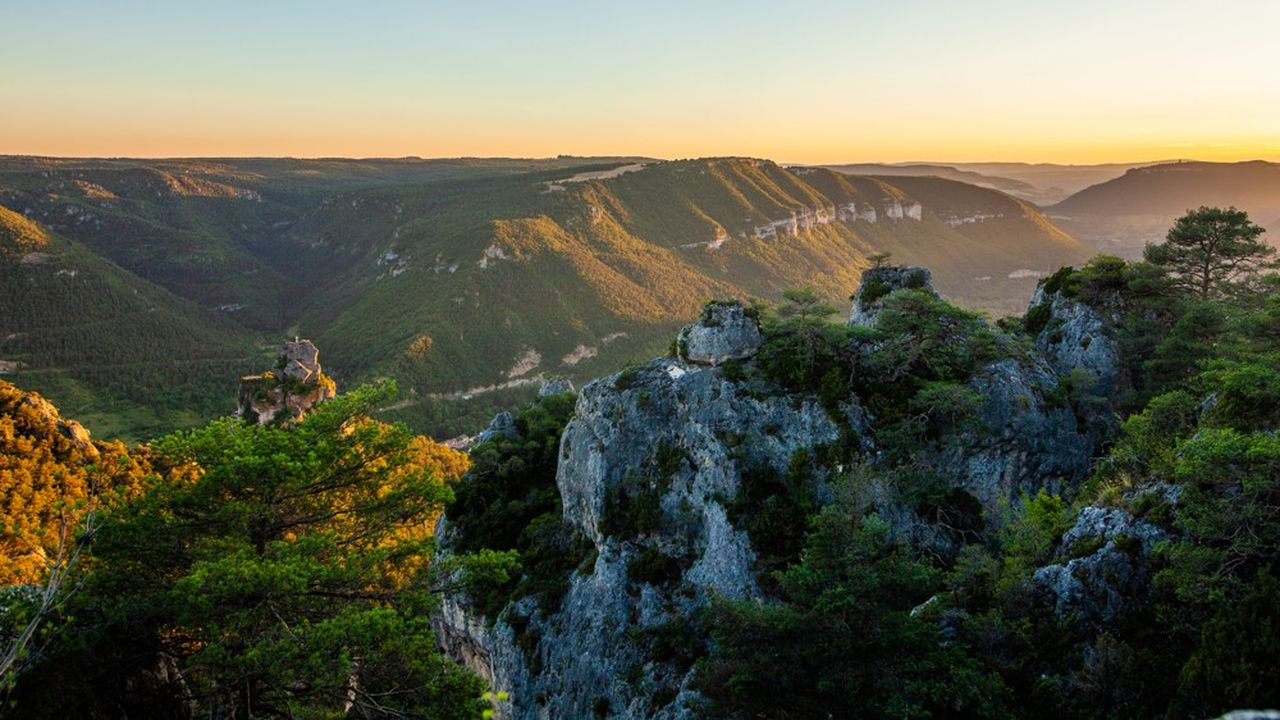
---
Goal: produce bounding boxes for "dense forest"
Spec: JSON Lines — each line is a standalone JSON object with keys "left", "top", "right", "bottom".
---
{"left": 1, "top": 207, "right": 1278, "bottom": 718}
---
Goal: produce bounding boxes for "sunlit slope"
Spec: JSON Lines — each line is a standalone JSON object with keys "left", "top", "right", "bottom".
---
{"left": 0, "top": 207, "right": 259, "bottom": 440}
{"left": 291, "top": 158, "right": 1090, "bottom": 433}
{"left": 0, "top": 156, "right": 650, "bottom": 330}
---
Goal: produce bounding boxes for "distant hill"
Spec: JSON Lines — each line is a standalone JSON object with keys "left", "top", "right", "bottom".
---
{"left": 820, "top": 163, "right": 1044, "bottom": 202}
{"left": 821, "top": 161, "right": 1161, "bottom": 205}
{"left": 1, "top": 156, "right": 1090, "bottom": 440}
{"left": 1047, "top": 160, "right": 1280, "bottom": 256}
{"left": 279, "top": 159, "right": 1089, "bottom": 434}
{"left": 947, "top": 162, "right": 1159, "bottom": 203}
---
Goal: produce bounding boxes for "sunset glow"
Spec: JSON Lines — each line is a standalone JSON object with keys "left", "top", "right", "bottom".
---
{"left": 3, "top": 0, "right": 1279, "bottom": 163}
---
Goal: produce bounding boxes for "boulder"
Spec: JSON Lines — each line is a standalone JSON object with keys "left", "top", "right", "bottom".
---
{"left": 676, "top": 301, "right": 762, "bottom": 366}
{"left": 849, "top": 265, "right": 938, "bottom": 327}
{"left": 1033, "top": 507, "right": 1165, "bottom": 627}
{"left": 538, "top": 377, "right": 575, "bottom": 397}
{"left": 473, "top": 411, "right": 520, "bottom": 445}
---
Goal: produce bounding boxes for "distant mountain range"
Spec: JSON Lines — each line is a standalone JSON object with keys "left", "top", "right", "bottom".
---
{"left": 1045, "top": 160, "right": 1280, "bottom": 256}
{"left": 821, "top": 161, "right": 1163, "bottom": 205}
{"left": 0, "top": 155, "right": 1091, "bottom": 440}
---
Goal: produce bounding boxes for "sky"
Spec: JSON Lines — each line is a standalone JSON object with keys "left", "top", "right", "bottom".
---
{"left": 2, "top": 0, "right": 1279, "bottom": 163}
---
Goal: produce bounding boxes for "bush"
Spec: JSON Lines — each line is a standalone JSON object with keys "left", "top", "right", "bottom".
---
{"left": 601, "top": 472, "right": 665, "bottom": 539}
{"left": 626, "top": 546, "right": 683, "bottom": 586}
{"left": 858, "top": 276, "right": 893, "bottom": 307}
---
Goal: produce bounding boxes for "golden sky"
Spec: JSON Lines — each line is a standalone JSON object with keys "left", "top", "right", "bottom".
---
{"left": 3, "top": 1, "right": 1278, "bottom": 163}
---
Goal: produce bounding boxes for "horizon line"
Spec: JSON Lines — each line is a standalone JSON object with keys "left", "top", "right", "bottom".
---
{"left": 1, "top": 152, "right": 1273, "bottom": 168}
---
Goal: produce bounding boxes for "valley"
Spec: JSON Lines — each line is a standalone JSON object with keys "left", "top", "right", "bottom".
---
{"left": 1, "top": 155, "right": 1093, "bottom": 440}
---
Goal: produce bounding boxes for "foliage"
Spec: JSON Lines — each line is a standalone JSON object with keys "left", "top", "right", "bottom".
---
{"left": 1144, "top": 206, "right": 1274, "bottom": 299}
{"left": 602, "top": 472, "right": 666, "bottom": 540}
{"left": 726, "top": 451, "right": 819, "bottom": 592}
{"left": 443, "top": 391, "right": 594, "bottom": 619}
{"left": 9, "top": 382, "right": 489, "bottom": 719}
{"left": 698, "top": 505, "right": 1007, "bottom": 718}
{"left": 954, "top": 242, "right": 1280, "bottom": 717}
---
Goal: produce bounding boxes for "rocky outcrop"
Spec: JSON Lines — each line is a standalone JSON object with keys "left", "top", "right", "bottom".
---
{"left": 849, "top": 265, "right": 939, "bottom": 327}
{"left": 1033, "top": 506, "right": 1165, "bottom": 626}
{"left": 472, "top": 411, "right": 519, "bottom": 445}
{"left": 234, "top": 340, "right": 336, "bottom": 425}
{"left": 435, "top": 355, "right": 858, "bottom": 719}
{"left": 1027, "top": 286, "right": 1122, "bottom": 399}
{"left": 538, "top": 377, "right": 575, "bottom": 397}
{"left": 928, "top": 358, "right": 1093, "bottom": 508}
{"left": 435, "top": 264, "right": 1126, "bottom": 718}
{"left": 675, "top": 301, "right": 762, "bottom": 366}
{"left": 18, "top": 392, "right": 97, "bottom": 458}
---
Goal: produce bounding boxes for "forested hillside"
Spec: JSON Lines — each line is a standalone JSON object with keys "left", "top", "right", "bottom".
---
{"left": 1, "top": 156, "right": 1089, "bottom": 440}
{"left": 0, "top": 206, "right": 260, "bottom": 440}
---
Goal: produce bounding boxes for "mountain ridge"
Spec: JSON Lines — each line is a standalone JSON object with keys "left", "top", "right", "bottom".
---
{"left": 1, "top": 156, "right": 1091, "bottom": 439}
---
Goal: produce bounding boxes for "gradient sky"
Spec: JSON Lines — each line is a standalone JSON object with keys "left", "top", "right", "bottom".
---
{"left": 3, "top": 0, "right": 1279, "bottom": 163}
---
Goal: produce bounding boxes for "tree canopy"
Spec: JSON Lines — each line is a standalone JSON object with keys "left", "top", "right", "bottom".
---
{"left": 1144, "top": 206, "right": 1274, "bottom": 298}
{"left": 7, "top": 382, "right": 492, "bottom": 719}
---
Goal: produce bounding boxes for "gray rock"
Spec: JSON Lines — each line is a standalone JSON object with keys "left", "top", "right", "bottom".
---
{"left": 1028, "top": 286, "right": 1122, "bottom": 399}
{"left": 279, "top": 339, "right": 322, "bottom": 384}
{"left": 538, "top": 377, "right": 575, "bottom": 397}
{"left": 676, "top": 301, "right": 762, "bottom": 366}
{"left": 849, "top": 265, "right": 938, "bottom": 327}
{"left": 435, "top": 357, "right": 858, "bottom": 718}
{"left": 434, "top": 269, "right": 1142, "bottom": 717}
{"left": 474, "top": 411, "right": 520, "bottom": 445}
{"left": 1033, "top": 507, "right": 1165, "bottom": 626}
{"left": 927, "top": 357, "right": 1093, "bottom": 509}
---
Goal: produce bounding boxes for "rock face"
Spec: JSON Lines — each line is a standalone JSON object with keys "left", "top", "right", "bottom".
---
{"left": 278, "top": 340, "right": 322, "bottom": 384}
{"left": 676, "top": 301, "right": 762, "bottom": 366}
{"left": 538, "top": 377, "right": 575, "bottom": 397}
{"left": 1033, "top": 506, "right": 1165, "bottom": 627}
{"left": 928, "top": 357, "right": 1093, "bottom": 508}
{"left": 849, "top": 265, "right": 938, "bottom": 327}
{"left": 435, "top": 356, "right": 855, "bottom": 719}
{"left": 434, "top": 265, "right": 1122, "bottom": 718}
{"left": 1027, "top": 286, "right": 1122, "bottom": 399}
{"left": 234, "top": 340, "right": 336, "bottom": 425}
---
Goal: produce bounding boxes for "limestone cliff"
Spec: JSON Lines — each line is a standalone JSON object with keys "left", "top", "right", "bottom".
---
{"left": 434, "top": 265, "right": 1125, "bottom": 718}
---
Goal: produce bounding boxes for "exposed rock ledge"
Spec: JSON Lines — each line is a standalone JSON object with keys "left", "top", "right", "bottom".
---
{"left": 234, "top": 339, "right": 336, "bottom": 425}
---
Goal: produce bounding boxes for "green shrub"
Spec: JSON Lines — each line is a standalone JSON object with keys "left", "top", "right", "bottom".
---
{"left": 602, "top": 472, "right": 665, "bottom": 539}
{"left": 614, "top": 365, "right": 643, "bottom": 391}
{"left": 626, "top": 546, "right": 683, "bottom": 586}
{"left": 858, "top": 276, "right": 893, "bottom": 307}
{"left": 1024, "top": 301, "right": 1052, "bottom": 335}
{"left": 727, "top": 450, "right": 816, "bottom": 591}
